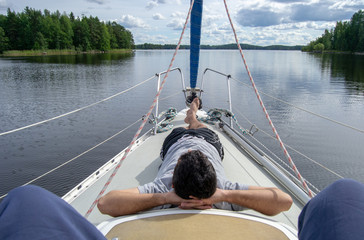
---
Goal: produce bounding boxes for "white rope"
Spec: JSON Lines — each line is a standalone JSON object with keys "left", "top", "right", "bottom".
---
{"left": 230, "top": 77, "right": 364, "bottom": 134}
{"left": 0, "top": 118, "right": 142, "bottom": 200}
{"left": 0, "top": 76, "right": 155, "bottom": 137}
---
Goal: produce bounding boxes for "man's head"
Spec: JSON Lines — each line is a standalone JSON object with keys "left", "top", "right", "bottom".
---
{"left": 172, "top": 150, "right": 217, "bottom": 199}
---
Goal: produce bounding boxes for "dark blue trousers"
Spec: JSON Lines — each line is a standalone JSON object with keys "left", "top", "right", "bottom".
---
{"left": 0, "top": 185, "right": 105, "bottom": 240}
{"left": 298, "top": 179, "right": 364, "bottom": 240}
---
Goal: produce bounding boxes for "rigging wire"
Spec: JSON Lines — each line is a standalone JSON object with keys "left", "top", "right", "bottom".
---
{"left": 247, "top": 132, "right": 322, "bottom": 193}
{"left": 0, "top": 118, "right": 142, "bottom": 200}
{"left": 203, "top": 104, "right": 322, "bottom": 193}
{"left": 230, "top": 77, "right": 364, "bottom": 134}
{"left": 232, "top": 106, "right": 345, "bottom": 180}
{"left": 223, "top": 0, "right": 313, "bottom": 197}
{"left": 84, "top": 0, "right": 195, "bottom": 218}
{"left": 0, "top": 76, "right": 155, "bottom": 137}
{"left": 159, "top": 91, "right": 182, "bottom": 101}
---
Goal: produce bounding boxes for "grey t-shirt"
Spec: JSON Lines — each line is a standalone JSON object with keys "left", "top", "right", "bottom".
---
{"left": 138, "top": 135, "right": 249, "bottom": 211}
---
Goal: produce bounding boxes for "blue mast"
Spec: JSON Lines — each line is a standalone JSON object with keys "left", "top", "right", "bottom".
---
{"left": 190, "top": 0, "right": 203, "bottom": 89}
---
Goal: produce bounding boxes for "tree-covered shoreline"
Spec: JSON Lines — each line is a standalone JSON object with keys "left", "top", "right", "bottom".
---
{"left": 135, "top": 43, "right": 303, "bottom": 50}
{"left": 302, "top": 10, "right": 364, "bottom": 53}
{"left": 0, "top": 7, "right": 134, "bottom": 54}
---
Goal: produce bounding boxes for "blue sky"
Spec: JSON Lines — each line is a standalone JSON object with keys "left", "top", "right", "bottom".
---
{"left": 1, "top": 0, "right": 363, "bottom": 46}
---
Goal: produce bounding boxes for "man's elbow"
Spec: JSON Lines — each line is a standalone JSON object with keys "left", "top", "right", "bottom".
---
{"left": 281, "top": 194, "right": 293, "bottom": 212}
{"left": 267, "top": 190, "right": 293, "bottom": 216}
{"left": 97, "top": 195, "right": 109, "bottom": 215}
{"left": 276, "top": 192, "right": 293, "bottom": 215}
{"left": 97, "top": 195, "right": 118, "bottom": 217}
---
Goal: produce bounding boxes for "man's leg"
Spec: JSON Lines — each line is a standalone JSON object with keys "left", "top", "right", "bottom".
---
{"left": 161, "top": 98, "right": 207, "bottom": 159}
{"left": 298, "top": 179, "right": 364, "bottom": 240}
{"left": 184, "top": 97, "right": 206, "bottom": 129}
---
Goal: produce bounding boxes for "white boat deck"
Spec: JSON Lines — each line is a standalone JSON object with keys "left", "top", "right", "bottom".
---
{"left": 64, "top": 108, "right": 304, "bottom": 230}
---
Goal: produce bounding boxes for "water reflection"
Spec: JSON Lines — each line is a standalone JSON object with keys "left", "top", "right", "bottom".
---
{"left": 0, "top": 50, "right": 363, "bottom": 197}
{"left": 21, "top": 52, "right": 134, "bottom": 65}
{"left": 312, "top": 53, "right": 364, "bottom": 94}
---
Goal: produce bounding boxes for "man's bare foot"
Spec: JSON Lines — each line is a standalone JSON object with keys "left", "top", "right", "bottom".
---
{"left": 184, "top": 98, "right": 206, "bottom": 129}
{"left": 190, "top": 97, "right": 199, "bottom": 112}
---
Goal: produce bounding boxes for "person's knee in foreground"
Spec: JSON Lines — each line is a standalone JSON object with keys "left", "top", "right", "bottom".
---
{"left": 97, "top": 98, "right": 293, "bottom": 217}
{"left": 298, "top": 178, "right": 364, "bottom": 240}
{"left": 0, "top": 185, "right": 105, "bottom": 240}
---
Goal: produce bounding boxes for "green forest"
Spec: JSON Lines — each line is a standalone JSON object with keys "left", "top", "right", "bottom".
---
{"left": 0, "top": 7, "right": 134, "bottom": 54}
{"left": 302, "top": 10, "right": 364, "bottom": 52}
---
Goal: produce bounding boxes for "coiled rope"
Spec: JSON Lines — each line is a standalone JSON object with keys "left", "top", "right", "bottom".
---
{"left": 200, "top": 108, "right": 247, "bottom": 135}
{"left": 0, "top": 76, "right": 155, "bottom": 137}
{"left": 148, "top": 107, "right": 178, "bottom": 133}
{"left": 84, "top": 0, "right": 195, "bottom": 218}
{"left": 223, "top": 0, "right": 313, "bottom": 197}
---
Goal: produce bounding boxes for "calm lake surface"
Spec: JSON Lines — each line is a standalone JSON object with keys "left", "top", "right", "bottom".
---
{"left": 0, "top": 50, "right": 363, "bottom": 198}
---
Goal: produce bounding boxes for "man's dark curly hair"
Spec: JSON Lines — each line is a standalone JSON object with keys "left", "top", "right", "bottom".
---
{"left": 172, "top": 150, "right": 217, "bottom": 199}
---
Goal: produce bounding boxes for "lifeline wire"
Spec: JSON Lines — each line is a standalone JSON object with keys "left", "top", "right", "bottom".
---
{"left": 223, "top": 0, "right": 313, "bottom": 197}
{"left": 0, "top": 118, "right": 142, "bottom": 200}
{"left": 232, "top": 106, "right": 345, "bottom": 180}
{"left": 84, "top": 0, "right": 195, "bottom": 218}
{"left": 0, "top": 76, "right": 155, "bottom": 137}
{"left": 230, "top": 77, "right": 364, "bottom": 134}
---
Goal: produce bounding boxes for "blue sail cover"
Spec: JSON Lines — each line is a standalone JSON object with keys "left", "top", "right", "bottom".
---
{"left": 190, "top": 0, "right": 203, "bottom": 89}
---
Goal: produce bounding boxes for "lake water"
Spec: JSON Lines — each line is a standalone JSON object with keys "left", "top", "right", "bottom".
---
{"left": 0, "top": 50, "right": 363, "bottom": 198}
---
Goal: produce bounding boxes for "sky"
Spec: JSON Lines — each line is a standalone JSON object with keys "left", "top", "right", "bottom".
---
{"left": 0, "top": 0, "right": 363, "bottom": 46}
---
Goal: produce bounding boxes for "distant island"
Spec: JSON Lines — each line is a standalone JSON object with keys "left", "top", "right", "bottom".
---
{"left": 302, "top": 10, "right": 363, "bottom": 53}
{"left": 135, "top": 43, "right": 303, "bottom": 51}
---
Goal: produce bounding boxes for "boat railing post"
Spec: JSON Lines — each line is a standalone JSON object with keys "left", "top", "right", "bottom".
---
{"left": 177, "top": 68, "right": 187, "bottom": 100}
{"left": 226, "top": 74, "right": 233, "bottom": 128}
{"left": 153, "top": 68, "right": 184, "bottom": 135}
{"left": 199, "top": 68, "right": 209, "bottom": 99}
{"left": 202, "top": 68, "right": 234, "bottom": 128}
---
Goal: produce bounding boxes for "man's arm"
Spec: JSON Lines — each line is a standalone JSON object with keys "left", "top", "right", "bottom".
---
{"left": 180, "top": 186, "right": 293, "bottom": 216}
{"left": 97, "top": 188, "right": 202, "bottom": 217}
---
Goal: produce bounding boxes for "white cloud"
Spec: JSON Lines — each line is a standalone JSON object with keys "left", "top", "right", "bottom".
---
{"left": 86, "top": 0, "right": 107, "bottom": 5}
{"left": 331, "top": 0, "right": 364, "bottom": 10}
{"left": 118, "top": 15, "right": 149, "bottom": 29}
{"left": 153, "top": 13, "right": 165, "bottom": 20}
{"left": 146, "top": 1, "right": 158, "bottom": 10}
{"left": 203, "top": 14, "right": 224, "bottom": 28}
{"left": 2, "top": 0, "right": 363, "bottom": 46}
{"left": 236, "top": 8, "right": 282, "bottom": 27}
{"left": 167, "top": 18, "right": 185, "bottom": 30}
{"left": 146, "top": 0, "right": 169, "bottom": 10}
{"left": 170, "top": 11, "right": 185, "bottom": 18}
{"left": 166, "top": 11, "right": 187, "bottom": 30}
{"left": 134, "top": 32, "right": 171, "bottom": 44}
{"left": 290, "top": 1, "right": 356, "bottom": 22}
{"left": 0, "top": 0, "right": 9, "bottom": 9}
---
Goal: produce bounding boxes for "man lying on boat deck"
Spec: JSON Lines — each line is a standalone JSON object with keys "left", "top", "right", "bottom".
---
{"left": 98, "top": 98, "right": 293, "bottom": 217}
